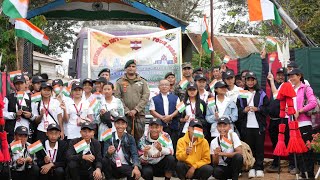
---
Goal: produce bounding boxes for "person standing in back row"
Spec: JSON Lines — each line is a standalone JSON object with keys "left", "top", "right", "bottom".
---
{"left": 115, "top": 59, "right": 150, "bottom": 141}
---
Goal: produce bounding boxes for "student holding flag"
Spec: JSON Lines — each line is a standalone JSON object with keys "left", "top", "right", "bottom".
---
{"left": 36, "top": 124, "right": 67, "bottom": 180}
{"left": 63, "top": 82, "right": 94, "bottom": 141}
{"left": 82, "top": 78, "right": 94, "bottom": 101}
{"left": 31, "top": 82, "right": 64, "bottom": 142}
{"left": 137, "top": 118, "right": 176, "bottom": 180}
{"left": 211, "top": 117, "right": 243, "bottom": 180}
{"left": 223, "top": 69, "right": 243, "bottom": 103}
{"left": 31, "top": 75, "right": 45, "bottom": 94}
{"left": 102, "top": 116, "right": 141, "bottom": 180}
{"left": 4, "top": 74, "right": 33, "bottom": 143}
{"left": 10, "top": 126, "right": 39, "bottom": 180}
{"left": 206, "top": 81, "right": 238, "bottom": 140}
{"left": 176, "top": 120, "right": 213, "bottom": 180}
{"left": 195, "top": 74, "right": 212, "bottom": 103}
{"left": 174, "top": 62, "right": 194, "bottom": 101}
{"left": 67, "top": 122, "right": 103, "bottom": 180}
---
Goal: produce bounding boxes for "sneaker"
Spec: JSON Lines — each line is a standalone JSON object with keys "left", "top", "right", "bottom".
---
{"left": 256, "top": 170, "right": 264, "bottom": 178}
{"left": 266, "top": 165, "right": 280, "bottom": 173}
{"left": 290, "top": 168, "right": 300, "bottom": 175}
{"left": 248, "top": 169, "right": 256, "bottom": 179}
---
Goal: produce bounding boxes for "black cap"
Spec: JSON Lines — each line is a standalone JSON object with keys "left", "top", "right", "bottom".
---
{"left": 93, "top": 77, "right": 107, "bottom": 84}
{"left": 114, "top": 116, "right": 128, "bottom": 123}
{"left": 72, "top": 82, "right": 83, "bottom": 90}
{"left": 187, "top": 83, "right": 198, "bottom": 90}
{"left": 214, "top": 81, "right": 228, "bottom": 89}
{"left": 182, "top": 62, "right": 192, "bottom": 69}
{"left": 165, "top": 72, "right": 175, "bottom": 79}
{"left": 52, "top": 79, "right": 63, "bottom": 86}
{"left": 288, "top": 61, "right": 298, "bottom": 68}
{"left": 15, "top": 126, "right": 29, "bottom": 135}
{"left": 195, "top": 74, "right": 207, "bottom": 81}
{"left": 223, "top": 69, "right": 235, "bottom": 79}
{"left": 40, "top": 82, "right": 53, "bottom": 89}
{"left": 189, "top": 120, "right": 203, "bottom": 128}
{"left": 193, "top": 67, "right": 203, "bottom": 74}
{"left": 245, "top": 71, "right": 257, "bottom": 79}
{"left": 98, "top": 68, "right": 111, "bottom": 77}
{"left": 288, "top": 68, "right": 303, "bottom": 75}
{"left": 217, "top": 117, "right": 231, "bottom": 124}
{"left": 276, "top": 68, "right": 284, "bottom": 73}
{"left": 13, "top": 75, "right": 26, "bottom": 84}
{"left": 82, "top": 78, "right": 93, "bottom": 85}
{"left": 124, "top": 59, "right": 136, "bottom": 69}
{"left": 47, "top": 123, "right": 61, "bottom": 131}
{"left": 31, "top": 76, "right": 45, "bottom": 84}
{"left": 81, "top": 122, "right": 95, "bottom": 130}
{"left": 149, "top": 118, "right": 162, "bottom": 126}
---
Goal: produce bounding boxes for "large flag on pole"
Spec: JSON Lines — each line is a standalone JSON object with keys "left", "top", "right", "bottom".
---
{"left": 15, "top": 18, "right": 44, "bottom": 47}
{"left": 248, "top": 0, "right": 281, "bottom": 25}
{"left": 201, "top": 15, "right": 213, "bottom": 54}
{"left": 2, "top": 0, "right": 29, "bottom": 19}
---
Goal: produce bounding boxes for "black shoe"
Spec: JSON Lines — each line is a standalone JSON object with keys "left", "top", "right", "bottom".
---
{"left": 266, "top": 165, "right": 280, "bottom": 173}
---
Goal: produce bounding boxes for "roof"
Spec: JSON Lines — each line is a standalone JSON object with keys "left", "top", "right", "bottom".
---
{"left": 27, "top": 0, "right": 188, "bottom": 30}
{"left": 187, "top": 33, "right": 265, "bottom": 59}
{"left": 33, "top": 51, "right": 63, "bottom": 65}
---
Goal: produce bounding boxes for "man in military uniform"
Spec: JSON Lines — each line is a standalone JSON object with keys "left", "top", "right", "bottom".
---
{"left": 115, "top": 59, "right": 150, "bottom": 141}
{"left": 98, "top": 68, "right": 111, "bottom": 81}
{"left": 174, "top": 62, "right": 194, "bottom": 101}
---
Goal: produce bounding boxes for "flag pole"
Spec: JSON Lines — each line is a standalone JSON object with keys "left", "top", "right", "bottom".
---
{"left": 210, "top": 0, "right": 214, "bottom": 65}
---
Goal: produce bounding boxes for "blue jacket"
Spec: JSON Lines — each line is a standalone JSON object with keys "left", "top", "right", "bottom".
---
{"left": 103, "top": 132, "right": 141, "bottom": 169}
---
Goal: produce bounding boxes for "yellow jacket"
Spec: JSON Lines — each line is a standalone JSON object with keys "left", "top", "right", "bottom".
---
{"left": 176, "top": 131, "right": 211, "bottom": 169}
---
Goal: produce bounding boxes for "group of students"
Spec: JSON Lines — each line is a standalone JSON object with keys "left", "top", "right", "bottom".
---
{"left": 0, "top": 57, "right": 318, "bottom": 180}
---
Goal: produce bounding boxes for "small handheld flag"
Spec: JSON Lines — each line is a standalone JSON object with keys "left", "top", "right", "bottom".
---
{"left": 223, "top": 55, "right": 231, "bottom": 64}
{"left": 62, "top": 86, "right": 71, "bottom": 97}
{"left": 209, "top": 79, "right": 217, "bottom": 91}
{"left": 193, "top": 127, "right": 204, "bottom": 138}
{"left": 74, "top": 139, "right": 89, "bottom": 153}
{"left": 179, "top": 79, "right": 189, "bottom": 90}
{"left": 176, "top": 101, "right": 186, "bottom": 113}
{"left": 101, "top": 129, "right": 112, "bottom": 141}
{"left": 31, "top": 92, "right": 42, "bottom": 102}
{"left": 220, "top": 137, "right": 233, "bottom": 149}
{"left": 10, "top": 140, "right": 22, "bottom": 153}
{"left": 207, "top": 97, "right": 216, "bottom": 107}
{"left": 9, "top": 70, "right": 22, "bottom": 80}
{"left": 239, "top": 90, "right": 249, "bottom": 98}
{"left": 89, "top": 98, "right": 99, "bottom": 112}
{"left": 28, "top": 140, "right": 44, "bottom": 154}
{"left": 158, "top": 134, "right": 170, "bottom": 147}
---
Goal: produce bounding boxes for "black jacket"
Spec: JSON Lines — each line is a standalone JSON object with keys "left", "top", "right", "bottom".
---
{"left": 66, "top": 138, "right": 102, "bottom": 169}
{"left": 237, "top": 90, "right": 269, "bottom": 138}
{"left": 36, "top": 140, "right": 67, "bottom": 168}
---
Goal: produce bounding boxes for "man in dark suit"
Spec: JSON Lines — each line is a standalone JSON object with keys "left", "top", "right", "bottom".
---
{"left": 36, "top": 124, "right": 67, "bottom": 180}
{"left": 67, "top": 122, "right": 103, "bottom": 180}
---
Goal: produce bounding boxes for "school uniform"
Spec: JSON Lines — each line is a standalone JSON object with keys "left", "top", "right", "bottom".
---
{"left": 36, "top": 139, "right": 67, "bottom": 180}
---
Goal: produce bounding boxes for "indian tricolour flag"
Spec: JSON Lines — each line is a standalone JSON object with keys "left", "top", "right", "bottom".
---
{"left": 179, "top": 79, "right": 189, "bottom": 90}
{"left": 10, "top": 140, "right": 22, "bottom": 153}
{"left": 27, "top": 140, "right": 44, "bottom": 154}
{"left": 42, "top": 35, "right": 49, "bottom": 49}
{"left": 193, "top": 127, "right": 204, "bottom": 138}
{"left": 176, "top": 101, "right": 186, "bottom": 113}
{"left": 266, "top": 36, "right": 278, "bottom": 46}
{"left": 15, "top": 18, "right": 45, "bottom": 47}
{"left": 248, "top": 0, "right": 282, "bottom": 25}
{"left": 223, "top": 55, "right": 231, "bottom": 64}
{"left": 9, "top": 70, "right": 22, "bottom": 80}
{"left": 53, "top": 85, "right": 61, "bottom": 95}
{"left": 239, "top": 90, "right": 249, "bottom": 98}
{"left": 62, "top": 86, "right": 71, "bottom": 97}
{"left": 31, "top": 92, "right": 41, "bottom": 102}
{"left": 3, "top": 0, "right": 29, "bottom": 18}
{"left": 74, "top": 139, "right": 89, "bottom": 153}
{"left": 89, "top": 98, "right": 99, "bottom": 112}
{"left": 201, "top": 15, "right": 213, "bottom": 54}
{"left": 207, "top": 97, "right": 216, "bottom": 107}
{"left": 16, "top": 91, "right": 24, "bottom": 101}
{"left": 158, "top": 134, "right": 170, "bottom": 147}
{"left": 101, "top": 129, "right": 112, "bottom": 141}
{"left": 209, "top": 79, "right": 217, "bottom": 91}
{"left": 220, "top": 137, "right": 233, "bottom": 149}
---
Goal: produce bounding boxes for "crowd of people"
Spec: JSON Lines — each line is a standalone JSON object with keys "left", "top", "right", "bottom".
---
{"left": 0, "top": 55, "right": 318, "bottom": 180}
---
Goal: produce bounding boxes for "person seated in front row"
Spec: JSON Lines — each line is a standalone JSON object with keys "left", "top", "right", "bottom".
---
{"left": 176, "top": 120, "right": 213, "bottom": 180}
{"left": 211, "top": 117, "right": 243, "bottom": 180}
{"left": 66, "top": 122, "right": 103, "bottom": 180}
{"left": 36, "top": 124, "right": 67, "bottom": 180}
{"left": 10, "top": 126, "right": 39, "bottom": 180}
{"left": 102, "top": 116, "right": 141, "bottom": 180}
{"left": 137, "top": 118, "right": 176, "bottom": 180}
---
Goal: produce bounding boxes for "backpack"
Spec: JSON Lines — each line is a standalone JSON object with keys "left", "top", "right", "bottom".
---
{"left": 229, "top": 132, "right": 255, "bottom": 171}
{"left": 303, "top": 85, "right": 320, "bottom": 129}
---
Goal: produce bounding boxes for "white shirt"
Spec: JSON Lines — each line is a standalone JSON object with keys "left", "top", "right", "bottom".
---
{"left": 82, "top": 92, "right": 94, "bottom": 102}
{"left": 182, "top": 100, "right": 197, "bottom": 133}
{"left": 4, "top": 96, "right": 31, "bottom": 131}
{"left": 210, "top": 132, "right": 242, "bottom": 166}
{"left": 199, "top": 90, "right": 210, "bottom": 103}
{"left": 246, "top": 91, "right": 259, "bottom": 128}
{"left": 226, "top": 86, "right": 243, "bottom": 103}
{"left": 45, "top": 140, "right": 58, "bottom": 162}
{"left": 32, "top": 98, "right": 63, "bottom": 132}
{"left": 65, "top": 99, "right": 93, "bottom": 139}
{"left": 210, "top": 96, "right": 231, "bottom": 137}
{"left": 115, "top": 132, "right": 128, "bottom": 165}
{"left": 149, "top": 93, "right": 180, "bottom": 115}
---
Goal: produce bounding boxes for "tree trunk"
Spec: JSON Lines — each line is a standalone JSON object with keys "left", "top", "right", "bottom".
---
{"left": 16, "top": 38, "right": 25, "bottom": 70}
